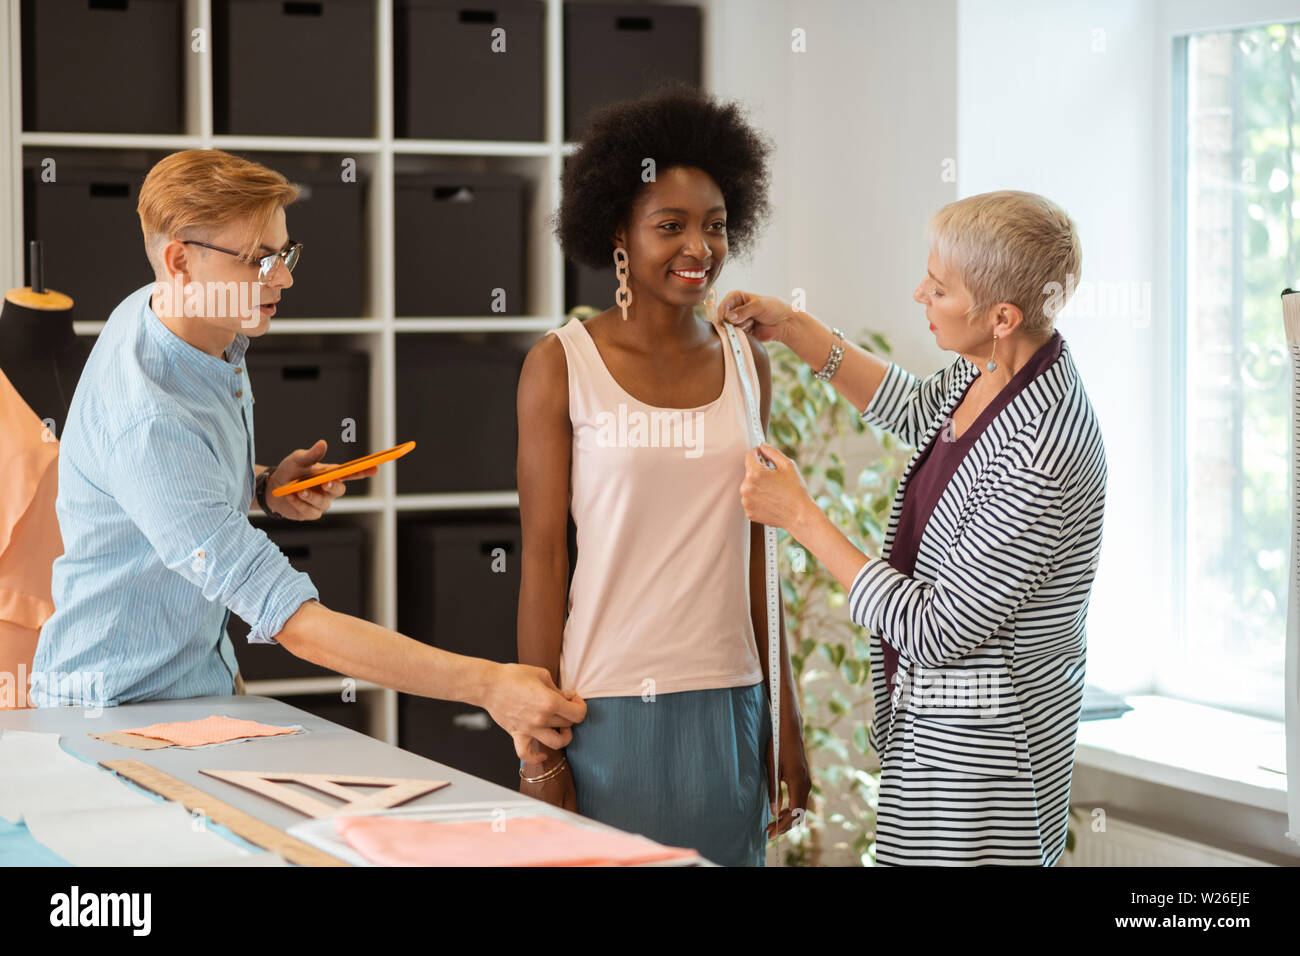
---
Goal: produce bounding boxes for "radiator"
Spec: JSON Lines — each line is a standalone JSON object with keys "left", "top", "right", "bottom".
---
{"left": 1061, "top": 815, "right": 1273, "bottom": 867}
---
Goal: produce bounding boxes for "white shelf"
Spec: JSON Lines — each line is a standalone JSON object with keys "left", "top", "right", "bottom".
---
{"left": 244, "top": 495, "right": 384, "bottom": 518}
{"left": 396, "top": 492, "right": 520, "bottom": 512}
{"left": 261, "top": 319, "right": 386, "bottom": 334}
{"left": 301, "top": 495, "right": 386, "bottom": 516}
{"left": 244, "top": 677, "right": 383, "bottom": 698}
{"left": 73, "top": 318, "right": 388, "bottom": 337}
{"left": 19, "top": 131, "right": 206, "bottom": 150}
{"left": 210, "top": 134, "right": 381, "bottom": 154}
{"left": 394, "top": 316, "right": 560, "bottom": 333}
{"left": 391, "top": 139, "right": 553, "bottom": 158}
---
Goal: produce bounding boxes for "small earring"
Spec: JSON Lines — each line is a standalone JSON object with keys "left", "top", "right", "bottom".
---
{"left": 986, "top": 334, "right": 999, "bottom": 372}
{"left": 613, "top": 246, "right": 632, "bottom": 321}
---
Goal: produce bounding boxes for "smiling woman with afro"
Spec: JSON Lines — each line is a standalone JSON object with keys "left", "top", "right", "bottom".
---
{"left": 514, "top": 82, "right": 810, "bottom": 868}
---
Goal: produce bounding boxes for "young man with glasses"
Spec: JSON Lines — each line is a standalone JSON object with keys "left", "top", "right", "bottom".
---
{"left": 31, "top": 150, "right": 582, "bottom": 761}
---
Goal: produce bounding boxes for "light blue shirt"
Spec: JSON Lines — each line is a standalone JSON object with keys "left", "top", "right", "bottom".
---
{"left": 31, "top": 284, "right": 318, "bottom": 707}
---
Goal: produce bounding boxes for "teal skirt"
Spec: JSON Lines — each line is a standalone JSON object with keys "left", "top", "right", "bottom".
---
{"left": 565, "top": 681, "right": 771, "bottom": 867}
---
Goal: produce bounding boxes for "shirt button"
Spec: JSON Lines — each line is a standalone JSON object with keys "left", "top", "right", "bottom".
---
{"left": 236, "top": 389, "right": 244, "bottom": 397}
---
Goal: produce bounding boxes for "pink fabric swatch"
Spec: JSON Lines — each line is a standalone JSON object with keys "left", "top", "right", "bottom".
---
{"left": 334, "top": 813, "right": 699, "bottom": 867}
{"left": 119, "top": 715, "right": 299, "bottom": 747}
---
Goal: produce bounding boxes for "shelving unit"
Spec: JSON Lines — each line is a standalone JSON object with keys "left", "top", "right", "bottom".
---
{"left": 0, "top": 0, "right": 702, "bottom": 749}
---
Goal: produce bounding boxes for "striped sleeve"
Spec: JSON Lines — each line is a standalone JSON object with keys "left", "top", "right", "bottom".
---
{"left": 848, "top": 465, "right": 1064, "bottom": 667}
{"left": 860, "top": 359, "right": 958, "bottom": 447}
{"left": 107, "top": 415, "right": 318, "bottom": 645}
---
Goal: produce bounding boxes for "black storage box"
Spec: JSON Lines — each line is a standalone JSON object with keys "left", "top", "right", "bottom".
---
{"left": 399, "top": 697, "right": 517, "bottom": 787}
{"left": 394, "top": 337, "right": 523, "bottom": 493}
{"left": 213, "top": 0, "right": 375, "bottom": 137}
{"left": 267, "top": 160, "right": 366, "bottom": 318}
{"left": 395, "top": 0, "right": 544, "bottom": 141}
{"left": 21, "top": 0, "right": 183, "bottom": 134}
{"left": 394, "top": 172, "right": 526, "bottom": 316}
{"left": 563, "top": 3, "right": 700, "bottom": 139}
{"left": 24, "top": 161, "right": 154, "bottom": 323}
{"left": 228, "top": 522, "right": 366, "bottom": 680}
{"left": 566, "top": 259, "right": 612, "bottom": 313}
{"left": 284, "top": 692, "right": 370, "bottom": 734}
{"left": 244, "top": 347, "right": 370, "bottom": 480}
{"left": 397, "top": 516, "right": 521, "bottom": 787}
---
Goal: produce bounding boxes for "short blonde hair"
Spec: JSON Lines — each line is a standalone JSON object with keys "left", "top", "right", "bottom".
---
{"left": 138, "top": 149, "right": 299, "bottom": 269}
{"left": 925, "top": 190, "right": 1081, "bottom": 335}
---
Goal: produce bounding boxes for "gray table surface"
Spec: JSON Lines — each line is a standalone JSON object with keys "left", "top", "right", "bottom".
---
{"left": 0, "top": 694, "right": 663, "bottom": 862}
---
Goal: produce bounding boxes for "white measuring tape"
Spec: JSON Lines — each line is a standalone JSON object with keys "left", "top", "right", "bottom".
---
{"left": 705, "top": 290, "right": 784, "bottom": 819}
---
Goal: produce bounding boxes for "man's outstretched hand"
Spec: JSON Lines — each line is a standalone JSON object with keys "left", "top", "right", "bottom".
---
{"left": 265, "top": 439, "right": 378, "bottom": 520}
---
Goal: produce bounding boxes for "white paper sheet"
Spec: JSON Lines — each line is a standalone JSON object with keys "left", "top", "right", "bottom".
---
{"left": 0, "top": 730, "right": 265, "bottom": 865}
{"left": 24, "top": 802, "right": 256, "bottom": 866}
{"left": 0, "top": 730, "right": 154, "bottom": 824}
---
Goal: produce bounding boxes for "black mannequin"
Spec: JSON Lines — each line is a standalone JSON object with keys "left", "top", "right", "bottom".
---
{"left": 1, "top": 242, "right": 91, "bottom": 436}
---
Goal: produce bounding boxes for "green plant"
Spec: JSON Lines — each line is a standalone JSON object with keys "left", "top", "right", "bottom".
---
{"left": 762, "top": 330, "right": 909, "bottom": 867}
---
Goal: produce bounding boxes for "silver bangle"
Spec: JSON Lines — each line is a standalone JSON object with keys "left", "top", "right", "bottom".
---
{"left": 814, "top": 327, "right": 846, "bottom": 381}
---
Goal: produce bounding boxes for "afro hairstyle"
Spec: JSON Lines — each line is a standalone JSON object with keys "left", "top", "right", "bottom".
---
{"left": 555, "top": 83, "right": 773, "bottom": 270}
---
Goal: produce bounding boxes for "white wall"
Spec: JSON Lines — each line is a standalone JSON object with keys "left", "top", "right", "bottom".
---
{"left": 703, "top": 0, "right": 959, "bottom": 378}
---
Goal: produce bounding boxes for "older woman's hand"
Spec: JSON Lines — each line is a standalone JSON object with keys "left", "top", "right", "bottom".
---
{"left": 739, "top": 442, "right": 817, "bottom": 533}
{"left": 718, "top": 290, "right": 799, "bottom": 345}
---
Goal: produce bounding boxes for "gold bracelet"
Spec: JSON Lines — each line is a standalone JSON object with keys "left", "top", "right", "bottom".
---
{"left": 519, "top": 756, "right": 568, "bottom": 784}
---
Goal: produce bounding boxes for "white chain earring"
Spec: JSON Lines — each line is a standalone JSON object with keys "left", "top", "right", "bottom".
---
{"left": 613, "top": 246, "right": 632, "bottom": 321}
{"left": 703, "top": 287, "right": 718, "bottom": 323}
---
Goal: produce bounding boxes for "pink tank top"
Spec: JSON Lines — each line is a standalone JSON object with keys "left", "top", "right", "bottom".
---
{"left": 547, "top": 315, "right": 765, "bottom": 699}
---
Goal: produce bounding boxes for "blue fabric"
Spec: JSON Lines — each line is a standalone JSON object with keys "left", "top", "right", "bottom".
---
{"left": 0, "top": 818, "right": 70, "bottom": 866}
{"left": 565, "top": 681, "right": 771, "bottom": 867}
{"left": 31, "top": 283, "right": 318, "bottom": 707}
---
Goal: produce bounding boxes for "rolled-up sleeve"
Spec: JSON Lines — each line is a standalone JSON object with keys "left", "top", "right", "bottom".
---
{"left": 848, "top": 465, "right": 1063, "bottom": 668}
{"left": 107, "top": 415, "right": 318, "bottom": 645}
{"left": 861, "top": 360, "right": 960, "bottom": 448}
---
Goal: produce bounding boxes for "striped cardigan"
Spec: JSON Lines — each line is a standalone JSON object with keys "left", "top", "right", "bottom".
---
{"left": 848, "top": 337, "right": 1107, "bottom": 866}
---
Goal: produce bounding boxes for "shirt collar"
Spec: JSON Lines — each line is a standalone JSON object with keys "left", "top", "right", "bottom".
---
{"left": 136, "top": 283, "right": 250, "bottom": 371}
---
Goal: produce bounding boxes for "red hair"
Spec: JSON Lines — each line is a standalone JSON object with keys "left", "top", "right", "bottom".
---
{"left": 138, "top": 149, "right": 299, "bottom": 265}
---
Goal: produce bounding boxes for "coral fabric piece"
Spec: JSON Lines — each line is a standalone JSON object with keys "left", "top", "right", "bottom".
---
{"left": 334, "top": 813, "right": 699, "bottom": 867}
{"left": 0, "top": 369, "right": 63, "bottom": 710}
{"left": 119, "top": 715, "right": 298, "bottom": 747}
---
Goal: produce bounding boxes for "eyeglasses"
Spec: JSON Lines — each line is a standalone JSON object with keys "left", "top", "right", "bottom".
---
{"left": 181, "top": 238, "right": 302, "bottom": 282}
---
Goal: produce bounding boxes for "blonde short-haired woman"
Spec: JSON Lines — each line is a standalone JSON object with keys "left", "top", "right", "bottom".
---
{"left": 724, "top": 190, "right": 1107, "bottom": 866}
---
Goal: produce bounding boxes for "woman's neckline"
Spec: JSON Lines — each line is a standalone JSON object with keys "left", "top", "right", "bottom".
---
{"left": 950, "top": 330, "right": 1063, "bottom": 441}
{"left": 572, "top": 315, "right": 731, "bottom": 413}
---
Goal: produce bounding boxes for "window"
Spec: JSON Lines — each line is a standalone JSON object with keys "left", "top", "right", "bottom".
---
{"left": 1174, "top": 22, "right": 1298, "bottom": 720}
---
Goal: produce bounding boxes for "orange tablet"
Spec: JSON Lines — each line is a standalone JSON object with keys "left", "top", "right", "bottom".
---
{"left": 272, "top": 441, "right": 416, "bottom": 497}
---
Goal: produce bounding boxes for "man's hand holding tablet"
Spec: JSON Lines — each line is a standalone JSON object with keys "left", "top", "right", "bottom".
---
{"left": 263, "top": 439, "right": 414, "bottom": 520}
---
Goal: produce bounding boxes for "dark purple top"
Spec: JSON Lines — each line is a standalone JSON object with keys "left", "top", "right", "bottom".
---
{"left": 881, "top": 331, "right": 1064, "bottom": 700}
